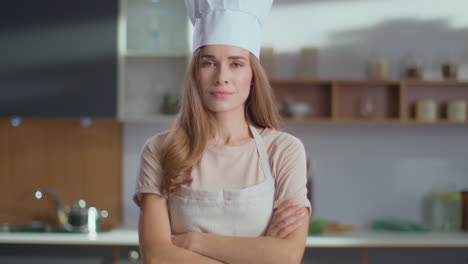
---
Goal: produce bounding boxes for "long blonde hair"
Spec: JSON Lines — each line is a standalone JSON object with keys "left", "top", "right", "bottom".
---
{"left": 159, "top": 47, "right": 282, "bottom": 196}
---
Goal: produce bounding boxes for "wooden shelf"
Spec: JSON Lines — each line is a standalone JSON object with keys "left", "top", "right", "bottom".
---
{"left": 283, "top": 117, "right": 467, "bottom": 125}
{"left": 270, "top": 79, "right": 468, "bottom": 125}
{"left": 120, "top": 115, "right": 468, "bottom": 126}
{"left": 282, "top": 117, "right": 335, "bottom": 124}
{"left": 336, "top": 80, "right": 401, "bottom": 85}
{"left": 282, "top": 117, "right": 402, "bottom": 125}
{"left": 331, "top": 118, "right": 402, "bottom": 125}
{"left": 118, "top": 79, "right": 468, "bottom": 126}
{"left": 270, "top": 79, "right": 335, "bottom": 86}
{"left": 403, "top": 119, "right": 468, "bottom": 126}
{"left": 271, "top": 79, "right": 468, "bottom": 86}
{"left": 402, "top": 80, "right": 468, "bottom": 87}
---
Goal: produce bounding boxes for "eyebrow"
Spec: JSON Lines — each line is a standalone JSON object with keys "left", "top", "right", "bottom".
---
{"left": 201, "top": 54, "right": 248, "bottom": 61}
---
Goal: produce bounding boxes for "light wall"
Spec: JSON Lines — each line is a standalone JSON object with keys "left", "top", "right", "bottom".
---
{"left": 121, "top": 0, "right": 468, "bottom": 227}
{"left": 122, "top": 123, "right": 468, "bottom": 227}
{"left": 262, "top": 0, "right": 468, "bottom": 80}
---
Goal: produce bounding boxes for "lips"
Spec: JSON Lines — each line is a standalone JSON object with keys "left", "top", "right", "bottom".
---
{"left": 210, "top": 90, "right": 234, "bottom": 99}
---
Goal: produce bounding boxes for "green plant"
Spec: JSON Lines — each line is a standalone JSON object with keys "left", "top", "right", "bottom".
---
{"left": 161, "top": 91, "right": 179, "bottom": 115}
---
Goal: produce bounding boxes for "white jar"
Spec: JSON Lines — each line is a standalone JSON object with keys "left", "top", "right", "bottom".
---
{"left": 288, "top": 101, "right": 311, "bottom": 120}
{"left": 416, "top": 99, "right": 437, "bottom": 122}
{"left": 447, "top": 99, "right": 467, "bottom": 123}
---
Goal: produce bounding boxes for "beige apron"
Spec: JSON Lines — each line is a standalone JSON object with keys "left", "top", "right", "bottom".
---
{"left": 168, "top": 125, "right": 275, "bottom": 237}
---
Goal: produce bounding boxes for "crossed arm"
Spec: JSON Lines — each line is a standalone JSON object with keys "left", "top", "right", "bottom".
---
{"left": 139, "top": 194, "right": 309, "bottom": 264}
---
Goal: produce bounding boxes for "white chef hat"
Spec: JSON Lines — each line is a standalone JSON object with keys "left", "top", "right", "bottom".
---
{"left": 184, "top": 0, "right": 273, "bottom": 59}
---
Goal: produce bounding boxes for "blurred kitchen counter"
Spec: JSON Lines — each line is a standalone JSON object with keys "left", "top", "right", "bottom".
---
{"left": 306, "top": 228, "right": 468, "bottom": 248}
{"left": 0, "top": 227, "right": 139, "bottom": 246}
{"left": 1, "top": 227, "right": 468, "bottom": 247}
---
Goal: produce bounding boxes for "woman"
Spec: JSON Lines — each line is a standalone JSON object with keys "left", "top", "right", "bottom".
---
{"left": 133, "top": 1, "right": 311, "bottom": 263}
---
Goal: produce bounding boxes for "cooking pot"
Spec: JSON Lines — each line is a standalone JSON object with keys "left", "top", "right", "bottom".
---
{"left": 35, "top": 188, "right": 109, "bottom": 233}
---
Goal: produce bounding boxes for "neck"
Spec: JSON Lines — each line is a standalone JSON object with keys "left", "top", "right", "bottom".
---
{"left": 210, "top": 108, "right": 251, "bottom": 145}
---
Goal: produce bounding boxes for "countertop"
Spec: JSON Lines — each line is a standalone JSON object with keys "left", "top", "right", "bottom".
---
{"left": 1, "top": 227, "right": 467, "bottom": 247}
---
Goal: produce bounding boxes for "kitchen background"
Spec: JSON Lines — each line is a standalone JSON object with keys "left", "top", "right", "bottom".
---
{"left": 1, "top": 0, "right": 468, "bottom": 263}
{"left": 122, "top": 0, "right": 468, "bottom": 228}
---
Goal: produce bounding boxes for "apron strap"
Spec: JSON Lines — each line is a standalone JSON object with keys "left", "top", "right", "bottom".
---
{"left": 249, "top": 125, "right": 273, "bottom": 181}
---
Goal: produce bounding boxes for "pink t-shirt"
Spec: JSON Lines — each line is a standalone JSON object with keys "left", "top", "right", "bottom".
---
{"left": 133, "top": 127, "right": 311, "bottom": 211}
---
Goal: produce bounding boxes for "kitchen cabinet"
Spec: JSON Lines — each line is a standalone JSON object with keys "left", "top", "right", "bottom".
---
{"left": 301, "top": 248, "right": 468, "bottom": 264}
{"left": 2, "top": 244, "right": 467, "bottom": 264}
{"left": 0, "top": 245, "right": 114, "bottom": 264}
{"left": 271, "top": 79, "right": 468, "bottom": 125}
{"left": 0, "top": 245, "right": 141, "bottom": 264}
{"left": 301, "top": 248, "right": 362, "bottom": 264}
{"left": 0, "top": 118, "right": 122, "bottom": 228}
{"left": 2, "top": 229, "right": 468, "bottom": 264}
{"left": 367, "top": 248, "right": 468, "bottom": 264}
{"left": 0, "top": 0, "right": 118, "bottom": 118}
{"left": 117, "top": 0, "right": 190, "bottom": 121}
{"left": 118, "top": 246, "right": 140, "bottom": 264}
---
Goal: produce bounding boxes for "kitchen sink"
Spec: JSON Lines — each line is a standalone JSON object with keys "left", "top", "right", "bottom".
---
{"left": 0, "top": 221, "right": 63, "bottom": 233}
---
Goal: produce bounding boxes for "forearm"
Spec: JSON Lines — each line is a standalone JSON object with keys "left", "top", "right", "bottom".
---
{"left": 142, "top": 242, "right": 224, "bottom": 264}
{"left": 193, "top": 233, "right": 303, "bottom": 264}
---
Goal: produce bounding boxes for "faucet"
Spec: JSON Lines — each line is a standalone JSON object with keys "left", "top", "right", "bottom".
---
{"left": 34, "top": 187, "right": 73, "bottom": 232}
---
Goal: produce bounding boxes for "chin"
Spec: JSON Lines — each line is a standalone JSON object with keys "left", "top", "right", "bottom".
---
{"left": 206, "top": 102, "right": 243, "bottom": 114}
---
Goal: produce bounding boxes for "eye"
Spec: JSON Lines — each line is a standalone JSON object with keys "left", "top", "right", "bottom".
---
{"left": 232, "top": 62, "right": 244, "bottom": 67}
{"left": 201, "top": 61, "right": 215, "bottom": 67}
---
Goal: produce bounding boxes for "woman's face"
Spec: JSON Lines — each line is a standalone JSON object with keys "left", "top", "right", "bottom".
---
{"left": 198, "top": 45, "right": 253, "bottom": 114}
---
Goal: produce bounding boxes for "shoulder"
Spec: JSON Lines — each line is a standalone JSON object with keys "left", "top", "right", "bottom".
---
{"left": 262, "top": 128, "right": 308, "bottom": 181}
{"left": 262, "top": 128, "right": 305, "bottom": 153}
{"left": 141, "top": 130, "right": 170, "bottom": 154}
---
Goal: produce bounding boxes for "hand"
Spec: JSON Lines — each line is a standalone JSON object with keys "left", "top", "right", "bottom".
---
{"left": 265, "top": 200, "right": 308, "bottom": 238}
{"left": 172, "top": 233, "right": 226, "bottom": 263}
{"left": 171, "top": 232, "right": 197, "bottom": 251}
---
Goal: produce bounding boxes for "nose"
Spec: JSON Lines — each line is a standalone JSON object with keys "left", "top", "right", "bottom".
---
{"left": 215, "top": 64, "right": 229, "bottom": 85}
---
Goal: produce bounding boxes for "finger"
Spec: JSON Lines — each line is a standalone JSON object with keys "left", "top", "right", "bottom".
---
{"left": 274, "top": 200, "right": 295, "bottom": 215}
{"left": 277, "top": 209, "right": 307, "bottom": 230}
{"left": 267, "top": 202, "right": 305, "bottom": 237}
{"left": 270, "top": 218, "right": 301, "bottom": 239}
{"left": 274, "top": 205, "right": 304, "bottom": 225}
{"left": 278, "top": 221, "right": 304, "bottom": 239}
{"left": 268, "top": 208, "right": 306, "bottom": 237}
{"left": 271, "top": 201, "right": 299, "bottom": 223}
{"left": 268, "top": 213, "right": 302, "bottom": 237}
